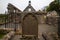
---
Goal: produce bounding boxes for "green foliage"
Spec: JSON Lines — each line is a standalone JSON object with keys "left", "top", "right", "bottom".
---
{"left": 46, "top": 6, "right": 51, "bottom": 12}
{"left": 0, "top": 14, "right": 8, "bottom": 18}
{"left": 46, "top": 0, "right": 59, "bottom": 12}
{"left": 0, "top": 29, "right": 9, "bottom": 39}
{"left": 49, "top": 1, "right": 59, "bottom": 11}
{"left": 0, "top": 14, "right": 8, "bottom": 24}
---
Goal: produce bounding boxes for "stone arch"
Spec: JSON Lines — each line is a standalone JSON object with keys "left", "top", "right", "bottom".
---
{"left": 22, "top": 13, "right": 38, "bottom": 36}
{"left": 23, "top": 13, "right": 38, "bottom": 21}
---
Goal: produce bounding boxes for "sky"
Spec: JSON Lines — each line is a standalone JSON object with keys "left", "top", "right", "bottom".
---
{"left": 0, "top": 0, "right": 54, "bottom": 13}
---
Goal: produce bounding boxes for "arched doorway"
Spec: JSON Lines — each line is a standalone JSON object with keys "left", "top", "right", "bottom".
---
{"left": 22, "top": 13, "right": 38, "bottom": 36}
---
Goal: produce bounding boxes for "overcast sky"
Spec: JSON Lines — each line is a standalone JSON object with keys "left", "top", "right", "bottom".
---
{"left": 0, "top": 0, "right": 54, "bottom": 13}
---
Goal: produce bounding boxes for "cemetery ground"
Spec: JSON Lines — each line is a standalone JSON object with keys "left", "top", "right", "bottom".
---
{"left": 0, "top": 23, "right": 58, "bottom": 40}
{"left": 9, "top": 24, "right": 58, "bottom": 40}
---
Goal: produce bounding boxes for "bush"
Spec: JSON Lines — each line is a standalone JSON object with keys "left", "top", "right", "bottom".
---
{"left": 0, "top": 29, "right": 10, "bottom": 39}
{"left": 0, "top": 29, "right": 9, "bottom": 34}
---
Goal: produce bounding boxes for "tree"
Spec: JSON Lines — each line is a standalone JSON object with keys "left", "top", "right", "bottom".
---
{"left": 46, "top": 0, "right": 60, "bottom": 37}
{"left": 50, "top": 1, "right": 59, "bottom": 11}
{"left": 45, "top": 6, "right": 50, "bottom": 12}
{"left": 46, "top": 0, "right": 59, "bottom": 12}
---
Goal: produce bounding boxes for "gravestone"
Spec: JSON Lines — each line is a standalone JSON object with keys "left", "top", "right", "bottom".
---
{"left": 22, "top": 13, "right": 38, "bottom": 37}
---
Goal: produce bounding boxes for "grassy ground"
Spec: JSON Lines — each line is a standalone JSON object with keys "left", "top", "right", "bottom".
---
{"left": 0, "top": 33, "right": 6, "bottom": 39}
{"left": 0, "top": 30, "right": 9, "bottom": 39}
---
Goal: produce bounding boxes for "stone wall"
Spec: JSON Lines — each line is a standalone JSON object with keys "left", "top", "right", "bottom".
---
{"left": 36, "top": 14, "right": 46, "bottom": 24}
{"left": 2, "top": 31, "right": 15, "bottom": 40}
{"left": 46, "top": 11, "right": 58, "bottom": 26}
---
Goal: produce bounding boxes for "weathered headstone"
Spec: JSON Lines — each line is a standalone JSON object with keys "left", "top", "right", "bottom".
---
{"left": 22, "top": 13, "right": 38, "bottom": 37}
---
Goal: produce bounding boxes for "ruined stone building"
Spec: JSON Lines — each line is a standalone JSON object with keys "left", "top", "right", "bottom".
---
{"left": 6, "top": 1, "right": 58, "bottom": 36}
{"left": 7, "top": 1, "right": 47, "bottom": 35}
{"left": 7, "top": 1, "right": 47, "bottom": 24}
{"left": 46, "top": 11, "right": 58, "bottom": 26}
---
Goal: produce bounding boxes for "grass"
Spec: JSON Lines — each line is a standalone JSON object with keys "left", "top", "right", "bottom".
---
{"left": 0, "top": 33, "right": 6, "bottom": 39}
{"left": 0, "top": 30, "right": 9, "bottom": 39}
